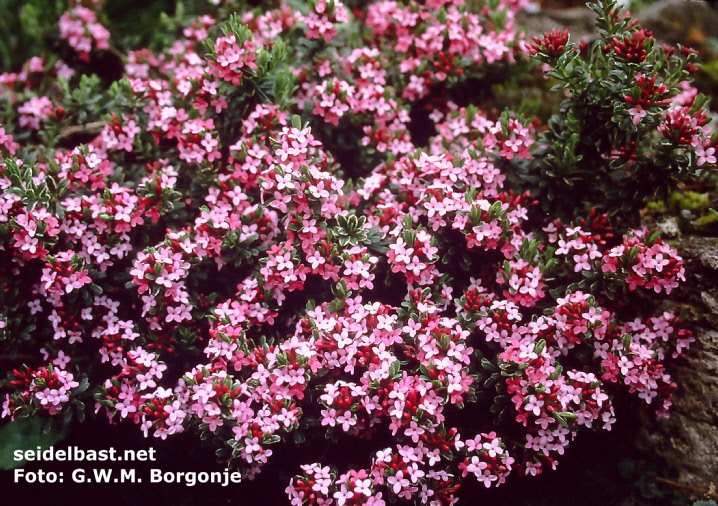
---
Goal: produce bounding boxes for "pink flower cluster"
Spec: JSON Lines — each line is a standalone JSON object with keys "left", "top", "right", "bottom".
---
{"left": 18, "top": 96, "right": 55, "bottom": 130}
{"left": 303, "top": 0, "right": 350, "bottom": 43}
{"left": 207, "top": 34, "right": 258, "bottom": 86}
{"left": 602, "top": 228, "right": 685, "bottom": 294}
{"left": 3, "top": 364, "right": 79, "bottom": 417}
{"left": 59, "top": 6, "right": 110, "bottom": 62}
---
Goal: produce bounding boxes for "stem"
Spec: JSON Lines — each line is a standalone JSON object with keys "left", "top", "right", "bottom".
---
{"left": 108, "top": 44, "right": 129, "bottom": 65}
{"left": 0, "top": 354, "right": 40, "bottom": 361}
{"left": 653, "top": 476, "right": 718, "bottom": 500}
{"left": 318, "top": 438, "right": 331, "bottom": 461}
{"left": 0, "top": 355, "right": 93, "bottom": 363}
{"left": 58, "top": 121, "right": 105, "bottom": 139}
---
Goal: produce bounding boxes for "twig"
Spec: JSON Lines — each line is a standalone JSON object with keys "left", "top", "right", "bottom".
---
{"left": 0, "top": 354, "right": 41, "bottom": 362}
{"left": 108, "top": 44, "right": 128, "bottom": 65}
{"left": 654, "top": 476, "right": 718, "bottom": 500}
{"left": 58, "top": 121, "right": 105, "bottom": 139}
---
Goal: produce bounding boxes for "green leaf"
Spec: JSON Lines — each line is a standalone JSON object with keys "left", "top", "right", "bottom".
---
{"left": 0, "top": 418, "right": 70, "bottom": 470}
{"left": 389, "top": 360, "right": 401, "bottom": 378}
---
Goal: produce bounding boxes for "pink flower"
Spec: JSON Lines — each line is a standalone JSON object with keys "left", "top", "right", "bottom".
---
{"left": 628, "top": 105, "right": 648, "bottom": 125}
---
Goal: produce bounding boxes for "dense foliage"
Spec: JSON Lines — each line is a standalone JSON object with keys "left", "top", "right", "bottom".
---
{"left": 0, "top": 0, "right": 715, "bottom": 504}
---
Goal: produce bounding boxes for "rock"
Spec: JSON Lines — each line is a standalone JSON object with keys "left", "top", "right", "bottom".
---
{"left": 638, "top": 0, "right": 718, "bottom": 46}
{"left": 640, "top": 330, "right": 718, "bottom": 490}
{"left": 681, "top": 236, "right": 718, "bottom": 272}
{"left": 516, "top": 7, "right": 599, "bottom": 42}
{"left": 638, "top": 235, "right": 718, "bottom": 490}
{"left": 657, "top": 217, "right": 681, "bottom": 239}
{"left": 535, "top": 0, "right": 589, "bottom": 9}
{"left": 702, "top": 291, "right": 718, "bottom": 317}
{"left": 517, "top": 0, "right": 718, "bottom": 48}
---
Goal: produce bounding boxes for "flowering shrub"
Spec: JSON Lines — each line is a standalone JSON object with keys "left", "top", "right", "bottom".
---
{"left": 524, "top": 1, "right": 715, "bottom": 223}
{"left": 0, "top": 0, "right": 715, "bottom": 503}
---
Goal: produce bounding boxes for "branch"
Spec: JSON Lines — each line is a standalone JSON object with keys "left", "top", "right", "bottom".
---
{"left": 0, "top": 354, "right": 41, "bottom": 362}
{"left": 654, "top": 476, "right": 718, "bottom": 500}
{"left": 108, "top": 44, "right": 128, "bottom": 65}
{"left": 58, "top": 121, "right": 105, "bottom": 140}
